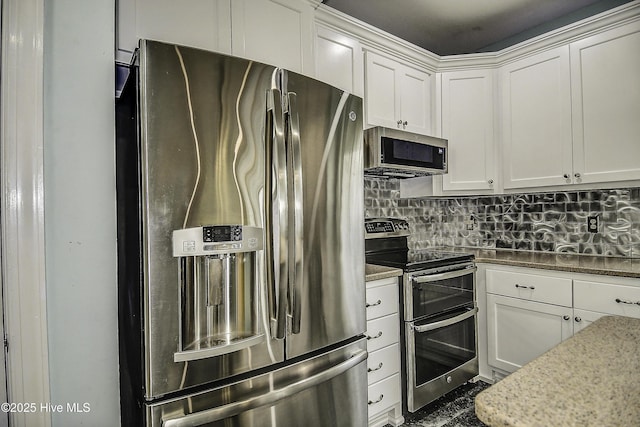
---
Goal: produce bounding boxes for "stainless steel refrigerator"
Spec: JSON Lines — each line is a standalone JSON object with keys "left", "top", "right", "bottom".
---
{"left": 116, "top": 40, "right": 366, "bottom": 426}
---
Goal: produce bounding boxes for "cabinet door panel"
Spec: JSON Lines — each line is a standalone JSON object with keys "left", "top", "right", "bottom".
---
{"left": 501, "top": 47, "right": 572, "bottom": 189}
{"left": 314, "top": 25, "right": 363, "bottom": 96}
{"left": 365, "top": 52, "right": 399, "bottom": 129}
{"left": 117, "top": 0, "right": 231, "bottom": 63}
{"left": 441, "top": 70, "right": 495, "bottom": 191}
{"left": 571, "top": 21, "right": 640, "bottom": 183}
{"left": 231, "top": 0, "right": 312, "bottom": 73}
{"left": 487, "top": 294, "right": 572, "bottom": 373}
{"left": 399, "top": 67, "right": 432, "bottom": 135}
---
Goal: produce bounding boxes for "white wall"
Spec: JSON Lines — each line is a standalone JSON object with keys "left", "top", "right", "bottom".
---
{"left": 43, "top": 0, "right": 120, "bottom": 425}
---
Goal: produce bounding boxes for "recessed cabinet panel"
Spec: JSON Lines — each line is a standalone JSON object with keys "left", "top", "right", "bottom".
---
{"left": 399, "top": 67, "right": 432, "bottom": 135}
{"left": 570, "top": 21, "right": 640, "bottom": 183}
{"left": 501, "top": 46, "right": 573, "bottom": 189}
{"left": 441, "top": 70, "right": 495, "bottom": 191}
{"left": 231, "top": 0, "right": 313, "bottom": 73}
{"left": 487, "top": 294, "right": 573, "bottom": 373}
{"left": 365, "top": 52, "right": 399, "bottom": 129}
{"left": 116, "top": 0, "right": 231, "bottom": 63}
{"left": 314, "top": 25, "right": 363, "bottom": 96}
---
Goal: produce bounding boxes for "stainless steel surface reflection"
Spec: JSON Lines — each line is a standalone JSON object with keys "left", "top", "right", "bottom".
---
{"left": 116, "top": 39, "right": 366, "bottom": 426}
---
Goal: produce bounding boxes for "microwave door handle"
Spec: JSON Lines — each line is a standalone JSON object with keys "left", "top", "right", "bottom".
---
{"left": 162, "top": 349, "right": 367, "bottom": 427}
{"left": 287, "top": 92, "right": 303, "bottom": 335}
{"left": 265, "top": 88, "right": 288, "bottom": 340}
{"left": 412, "top": 307, "right": 478, "bottom": 333}
{"left": 411, "top": 266, "right": 477, "bottom": 284}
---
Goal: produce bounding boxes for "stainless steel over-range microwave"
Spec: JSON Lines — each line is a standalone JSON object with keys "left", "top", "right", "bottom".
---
{"left": 364, "top": 127, "right": 448, "bottom": 178}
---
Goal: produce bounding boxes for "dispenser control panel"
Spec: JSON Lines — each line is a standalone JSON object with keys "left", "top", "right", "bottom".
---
{"left": 173, "top": 225, "right": 263, "bottom": 257}
{"left": 202, "top": 225, "right": 242, "bottom": 242}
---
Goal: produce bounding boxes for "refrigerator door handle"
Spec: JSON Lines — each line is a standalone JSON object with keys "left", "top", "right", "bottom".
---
{"left": 161, "top": 349, "right": 367, "bottom": 427}
{"left": 287, "top": 92, "right": 303, "bottom": 335}
{"left": 265, "top": 88, "right": 288, "bottom": 340}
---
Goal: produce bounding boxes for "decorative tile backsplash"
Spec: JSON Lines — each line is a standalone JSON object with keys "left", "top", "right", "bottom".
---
{"left": 364, "top": 178, "right": 640, "bottom": 258}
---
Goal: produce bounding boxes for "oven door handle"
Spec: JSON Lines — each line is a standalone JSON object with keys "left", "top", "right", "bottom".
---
{"left": 411, "top": 266, "right": 476, "bottom": 284}
{"left": 412, "top": 307, "right": 478, "bottom": 333}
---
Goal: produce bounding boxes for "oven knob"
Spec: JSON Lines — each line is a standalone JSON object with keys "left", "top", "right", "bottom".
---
{"left": 446, "top": 376, "right": 452, "bottom": 384}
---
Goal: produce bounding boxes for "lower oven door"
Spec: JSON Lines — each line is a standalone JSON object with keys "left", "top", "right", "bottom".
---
{"left": 405, "top": 306, "right": 479, "bottom": 412}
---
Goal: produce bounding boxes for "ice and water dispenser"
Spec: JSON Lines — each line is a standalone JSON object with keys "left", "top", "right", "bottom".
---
{"left": 172, "top": 225, "right": 264, "bottom": 362}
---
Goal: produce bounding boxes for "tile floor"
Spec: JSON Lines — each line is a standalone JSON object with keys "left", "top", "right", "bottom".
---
{"left": 395, "top": 381, "right": 490, "bottom": 427}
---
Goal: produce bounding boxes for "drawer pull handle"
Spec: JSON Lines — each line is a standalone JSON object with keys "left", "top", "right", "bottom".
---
{"left": 366, "top": 299, "right": 382, "bottom": 308}
{"left": 366, "top": 331, "right": 383, "bottom": 340}
{"left": 368, "top": 362, "right": 384, "bottom": 373}
{"left": 368, "top": 394, "right": 384, "bottom": 405}
{"left": 615, "top": 298, "right": 639, "bottom": 305}
{"left": 515, "top": 284, "right": 535, "bottom": 290}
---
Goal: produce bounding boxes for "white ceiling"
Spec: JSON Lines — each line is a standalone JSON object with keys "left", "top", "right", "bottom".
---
{"left": 322, "top": 0, "right": 632, "bottom": 55}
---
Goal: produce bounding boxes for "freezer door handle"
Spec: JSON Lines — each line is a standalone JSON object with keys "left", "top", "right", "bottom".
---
{"left": 162, "top": 349, "right": 368, "bottom": 427}
{"left": 287, "top": 92, "right": 303, "bottom": 335}
{"left": 265, "top": 87, "right": 288, "bottom": 340}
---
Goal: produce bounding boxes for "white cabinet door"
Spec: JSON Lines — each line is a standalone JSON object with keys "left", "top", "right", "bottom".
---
{"left": 314, "top": 25, "right": 363, "bottom": 96}
{"left": 441, "top": 70, "right": 495, "bottom": 191}
{"left": 487, "top": 294, "right": 573, "bottom": 374}
{"left": 501, "top": 46, "right": 573, "bottom": 189}
{"left": 398, "top": 65, "right": 433, "bottom": 135}
{"left": 231, "top": 0, "right": 313, "bottom": 74}
{"left": 365, "top": 52, "right": 401, "bottom": 130}
{"left": 570, "top": 20, "right": 640, "bottom": 184}
{"left": 365, "top": 51, "right": 433, "bottom": 135}
{"left": 116, "top": 0, "right": 232, "bottom": 63}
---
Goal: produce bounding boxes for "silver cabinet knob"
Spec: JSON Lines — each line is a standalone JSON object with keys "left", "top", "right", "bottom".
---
{"left": 488, "top": 179, "right": 494, "bottom": 185}
{"left": 563, "top": 315, "right": 570, "bottom": 321}
{"left": 403, "top": 120, "right": 408, "bottom": 128}
{"left": 563, "top": 174, "right": 570, "bottom": 179}
{"left": 396, "top": 120, "right": 403, "bottom": 128}
{"left": 575, "top": 316, "right": 582, "bottom": 322}
{"left": 574, "top": 173, "right": 581, "bottom": 178}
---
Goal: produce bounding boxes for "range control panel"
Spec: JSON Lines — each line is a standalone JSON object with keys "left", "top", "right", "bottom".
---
{"left": 365, "top": 218, "right": 410, "bottom": 239}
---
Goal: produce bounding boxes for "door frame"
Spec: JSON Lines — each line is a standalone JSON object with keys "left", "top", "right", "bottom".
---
{"left": 1, "top": 0, "right": 51, "bottom": 426}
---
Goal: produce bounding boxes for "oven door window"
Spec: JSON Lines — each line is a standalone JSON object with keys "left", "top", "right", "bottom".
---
{"left": 411, "top": 268, "right": 474, "bottom": 319}
{"left": 411, "top": 307, "right": 477, "bottom": 386}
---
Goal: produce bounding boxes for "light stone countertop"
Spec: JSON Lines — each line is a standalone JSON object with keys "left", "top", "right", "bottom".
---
{"left": 365, "top": 264, "right": 403, "bottom": 282}
{"left": 475, "top": 315, "right": 640, "bottom": 427}
{"left": 436, "top": 247, "right": 640, "bottom": 278}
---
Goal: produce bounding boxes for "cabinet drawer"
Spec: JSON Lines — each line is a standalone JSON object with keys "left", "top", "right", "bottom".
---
{"left": 365, "top": 282, "right": 398, "bottom": 320}
{"left": 574, "top": 280, "right": 640, "bottom": 319}
{"left": 368, "top": 373, "right": 401, "bottom": 419}
{"left": 486, "top": 269, "right": 572, "bottom": 306}
{"left": 366, "top": 313, "right": 399, "bottom": 352}
{"left": 367, "top": 343, "right": 400, "bottom": 385}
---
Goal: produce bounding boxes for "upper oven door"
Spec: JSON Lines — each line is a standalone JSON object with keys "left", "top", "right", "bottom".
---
{"left": 404, "top": 264, "right": 476, "bottom": 321}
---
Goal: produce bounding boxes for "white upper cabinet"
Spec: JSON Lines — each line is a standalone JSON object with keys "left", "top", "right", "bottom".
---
{"left": 500, "top": 46, "right": 573, "bottom": 189}
{"left": 314, "top": 24, "right": 364, "bottom": 96}
{"left": 231, "top": 0, "right": 314, "bottom": 74}
{"left": 441, "top": 69, "right": 496, "bottom": 192}
{"left": 116, "top": 0, "right": 232, "bottom": 64}
{"left": 364, "top": 51, "right": 434, "bottom": 135}
{"left": 570, "top": 20, "right": 640, "bottom": 184}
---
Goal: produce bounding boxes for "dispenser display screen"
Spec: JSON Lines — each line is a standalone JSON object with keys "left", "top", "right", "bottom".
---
{"left": 203, "top": 225, "right": 242, "bottom": 242}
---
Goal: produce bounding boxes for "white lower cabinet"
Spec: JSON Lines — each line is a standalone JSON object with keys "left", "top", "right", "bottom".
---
{"left": 487, "top": 293, "right": 573, "bottom": 373}
{"left": 365, "top": 276, "right": 404, "bottom": 427}
{"left": 484, "top": 264, "right": 640, "bottom": 378}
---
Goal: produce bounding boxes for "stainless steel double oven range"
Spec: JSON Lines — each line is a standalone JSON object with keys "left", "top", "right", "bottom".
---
{"left": 365, "top": 218, "right": 478, "bottom": 413}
